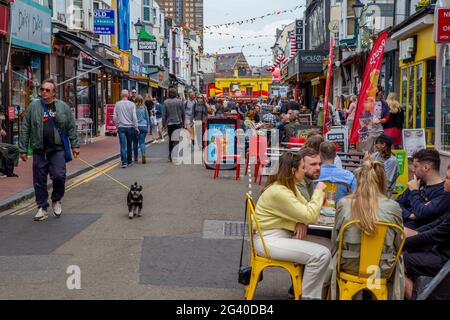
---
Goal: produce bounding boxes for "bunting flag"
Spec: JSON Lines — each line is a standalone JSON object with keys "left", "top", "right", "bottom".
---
{"left": 289, "top": 31, "right": 297, "bottom": 59}
{"left": 203, "top": 5, "right": 304, "bottom": 30}
{"left": 349, "top": 32, "right": 389, "bottom": 145}
{"left": 205, "top": 32, "right": 275, "bottom": 40}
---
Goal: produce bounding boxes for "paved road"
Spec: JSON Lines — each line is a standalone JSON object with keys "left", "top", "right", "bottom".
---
{"left": 0, "top": 142, "right": 292, "bottom": 299}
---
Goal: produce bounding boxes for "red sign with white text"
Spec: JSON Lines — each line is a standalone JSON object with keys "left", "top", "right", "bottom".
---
{"left": 349, "top": 32, "right": 388, "bottom": 144}
{"left": 0, "top": 5, "right": 9, "bottom": 36}
{"left": 436, "top": 8, "right": 450, "bottom": 42}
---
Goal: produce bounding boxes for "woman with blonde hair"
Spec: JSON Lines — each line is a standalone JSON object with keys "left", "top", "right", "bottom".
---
{"left": 328, "top": 160, "right": 404, "bottom": 299}
{"left": 255, "top": 152, "right": 331, "bottom": 299}
{"left": 132, "top": 95, "right": 150, "bottom": 164}
{"left": 383, "top": 92, "right": 404, "bottom": 146}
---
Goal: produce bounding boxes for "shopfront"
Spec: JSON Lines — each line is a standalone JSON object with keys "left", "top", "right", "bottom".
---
{"left": 9, "top": 0, "right": 51, "bottom": 145}
{"left": 391, "top": 8, "right": 436, "bottom": 147}
{"left": 0, "top": 2, "right": 9, "bottom": 141}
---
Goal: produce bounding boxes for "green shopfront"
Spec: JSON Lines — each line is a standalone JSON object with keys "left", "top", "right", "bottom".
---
{"left": 8, "top": 0, "right": 51, "bottom": 145}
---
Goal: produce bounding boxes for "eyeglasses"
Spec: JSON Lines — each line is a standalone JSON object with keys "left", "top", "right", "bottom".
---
{"left": 132, "top": 91, "right": 137, "bottom": 94}
{"left": 40, "top": 88, "right": 52, "bottom": 93}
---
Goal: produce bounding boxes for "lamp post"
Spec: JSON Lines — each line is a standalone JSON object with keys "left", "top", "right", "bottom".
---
{"left": 352, "top": 0, "right": 365, "bottom": 53}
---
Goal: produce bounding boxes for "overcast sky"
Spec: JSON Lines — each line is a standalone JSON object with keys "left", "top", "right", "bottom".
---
{"left": 203, "top": 0, "right": 305, "bottom": 67}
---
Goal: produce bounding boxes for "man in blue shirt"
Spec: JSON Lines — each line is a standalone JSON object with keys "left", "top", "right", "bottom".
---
{"left": 317, "top": 141, "right": 356, "bottom": 203}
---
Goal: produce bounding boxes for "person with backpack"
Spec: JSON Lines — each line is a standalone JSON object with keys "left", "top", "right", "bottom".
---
{"left": 18, "top": 78, "right": 80, "bottom": 221}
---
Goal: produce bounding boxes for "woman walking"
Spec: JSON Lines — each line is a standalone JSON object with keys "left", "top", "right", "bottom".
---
{"left": 132, "top": 95, "right": 151, "bottom": 164}
{"left": 193, "top": 95, "right": 209, "bottom": 150}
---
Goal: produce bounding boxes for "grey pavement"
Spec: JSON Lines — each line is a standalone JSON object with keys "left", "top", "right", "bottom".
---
{"left": 0, "top": 142, "right": 292, "bottom": 299}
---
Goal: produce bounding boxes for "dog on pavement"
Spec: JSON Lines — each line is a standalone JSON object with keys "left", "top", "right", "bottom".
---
{"left": 127, "top": 182, "right": 143, "bottom": 219}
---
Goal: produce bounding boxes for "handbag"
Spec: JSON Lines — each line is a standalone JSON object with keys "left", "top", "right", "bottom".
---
{"left": 39, "top": 99, "right": 73, "bottom": 163}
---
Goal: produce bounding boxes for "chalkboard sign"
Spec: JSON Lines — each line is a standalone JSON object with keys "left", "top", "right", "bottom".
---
{"left": 325, "top": 126, "right": 349, "bottom": 153}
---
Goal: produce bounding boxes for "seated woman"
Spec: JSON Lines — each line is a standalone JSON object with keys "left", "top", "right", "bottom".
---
{"left": 328, "top": 160, "right": 404, "bottom": 299}
{"left": 254, "top": 152, "right": 331, "bottom": 300}
{"left": 364, "top": 134, "right": 399, "bottom": 198}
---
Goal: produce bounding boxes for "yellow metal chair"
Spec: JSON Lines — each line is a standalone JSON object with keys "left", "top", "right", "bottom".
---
{"left": 336, "top": 220, "right": 406, "bottom": 300}
{"left": 244, "top": 193, "right": 304, "bottom": 300}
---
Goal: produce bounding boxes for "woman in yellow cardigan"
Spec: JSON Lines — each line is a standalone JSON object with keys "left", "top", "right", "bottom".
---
{"left": 254, "top": 152, "right": 330, "bottom": 299}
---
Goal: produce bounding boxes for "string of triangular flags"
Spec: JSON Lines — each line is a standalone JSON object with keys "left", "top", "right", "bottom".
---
{"left": 213, "top": 42, "right": 273, "bottom": 52}
{"left": 205, "top": 32, "right": 275, "bottom": 39}
{"left": 203, "top": 5, "right": 304, "bottom": 30}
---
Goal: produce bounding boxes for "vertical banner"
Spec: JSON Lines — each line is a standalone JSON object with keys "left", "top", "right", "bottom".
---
{"left": 349, "top": 32, "right": 388, "bottom": 144}
{"left": 323, "top": 35, "right": 335, "bottom": 134}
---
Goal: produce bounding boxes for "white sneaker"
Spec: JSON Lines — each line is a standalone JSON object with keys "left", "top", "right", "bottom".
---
{"left": 52, "top": 201, "right": 62, "bottom": 217}
{"left": 128, "top": 211, "right": 134, "bottom": 219}
{"left": 34, "top": 208, "right": 48, "bottom": 221}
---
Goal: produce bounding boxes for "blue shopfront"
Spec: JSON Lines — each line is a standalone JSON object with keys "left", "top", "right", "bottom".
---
{"left": 124, "top": 55, "right": 149, "bottom": 95}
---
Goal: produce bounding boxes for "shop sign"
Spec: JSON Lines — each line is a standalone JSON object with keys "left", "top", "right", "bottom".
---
{"left": 392, "top": 150, "right": 408, "bottom": 199}
{"left": 10, "top": 0, "right": 52, "bottom": 54}
{"left": 104, "top": 48, "right": 120, "bottom": 59}
{"left": 78, "top": 51, "right": 100, "bottom": 70}
{"left": 130, "top": 55, "right": 142, "bottom": 76}
{"left": 138, "top": 39, "right": 157, "bottom": 51}
{"left": 0, "top": 5, "right": 9, "bottom": 36}
{"left": 298, "top": 51, "right": 325, "bottom": 73}
{"left": 114, "top": 49, "right": 130, "bottom": 72}
{"left": 93, "top": 9, "right": 115, "bottom": 35}
{"left": 435, "top": 8, "right": 450, "bottom": 42}
{"left": 295, "top": 19, "right": 304, "bottom": 50}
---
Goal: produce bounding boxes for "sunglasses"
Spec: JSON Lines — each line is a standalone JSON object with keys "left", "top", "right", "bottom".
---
{"left": 40, "top": 88, "right": 52, "bottom": 93}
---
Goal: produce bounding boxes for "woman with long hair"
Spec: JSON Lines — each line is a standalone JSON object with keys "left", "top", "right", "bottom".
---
{"left": 132, "top": 95, "right": 150, "bottom": 164}
{"left": 328, "top": 160, "right": 404, "bottom": 299}
{"left": 254, "top": 152, "right": 330, "bottom": 299}
{"left": 383, "top": 92, "right": 404, "bottom": 146}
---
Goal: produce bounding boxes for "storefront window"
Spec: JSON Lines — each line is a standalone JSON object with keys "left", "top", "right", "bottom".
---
{"left": 441, "top": 47, "right": 450, "bottom": 151}
{"left": 408, "top": 66, "right": 415, "bottom": 128}
{"left": 77, "top": 75, "right": 91, "bottom": 118}
{"left": 416, "top": 64, "right": 423, "bottom": 128}
{"left": 426, "top": 59, "right": 436, "bottom": 146}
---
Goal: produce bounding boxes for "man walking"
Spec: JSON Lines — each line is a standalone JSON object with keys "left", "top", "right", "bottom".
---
{"left": 19, "top": 79, "right": 80, "bottom": 221}
{"left": 114, "top": 90, "right": 139, "bottom": 168}
{"left": 163, "top": 87, "right": 185, "bottom": 162}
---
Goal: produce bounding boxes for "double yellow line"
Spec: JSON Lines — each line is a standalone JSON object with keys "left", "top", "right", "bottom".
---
{"left": 9, "top": 159, "right": 121, "bottom": 216}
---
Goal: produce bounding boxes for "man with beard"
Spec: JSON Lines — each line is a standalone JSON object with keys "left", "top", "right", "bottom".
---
{"left": 297, "top": 148, "right": 321, "bottom": 201}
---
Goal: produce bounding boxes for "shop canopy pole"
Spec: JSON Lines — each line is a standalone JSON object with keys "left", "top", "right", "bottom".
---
{"left": 56, "top": 65, "right": 103, "bottom": 87}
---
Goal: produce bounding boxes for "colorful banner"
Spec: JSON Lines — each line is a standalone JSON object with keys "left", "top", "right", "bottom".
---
{"left": 323, "top": 35, "right": 335, "bottom": 135}
{"left": 349, "top": 32, "right": 388, "bottom": 144}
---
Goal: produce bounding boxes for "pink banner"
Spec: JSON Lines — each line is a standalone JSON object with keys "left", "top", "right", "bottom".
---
{"left": 323, "top": 35, "right": 335, "bottom": 135}
{"left": 349, "top": 32, "right": 388, "bottom": 144}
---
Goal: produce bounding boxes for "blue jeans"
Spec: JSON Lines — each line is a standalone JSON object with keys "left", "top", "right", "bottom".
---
{"left": 132, "top": 126, "right": 148, "bottom": 159}
{"left": 118, "top": 127, "right": 134, "bottom": 165}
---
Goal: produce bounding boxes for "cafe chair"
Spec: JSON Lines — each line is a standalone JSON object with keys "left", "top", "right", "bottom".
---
{"left": 244, "top": 193, "right": 304, "bottom": 300}
{"left": 244, "top": 135, "right": 268, "bottom": 183}
{"left": 336, "top": 220, "right": 405, "bottom": 300}
{"left": 213, "top": 136, "right": 241, "bottom": 180}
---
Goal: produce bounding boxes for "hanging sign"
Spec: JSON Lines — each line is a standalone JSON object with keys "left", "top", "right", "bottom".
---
{"left": 94, "top": 10, "right": 115, "bottom": 35}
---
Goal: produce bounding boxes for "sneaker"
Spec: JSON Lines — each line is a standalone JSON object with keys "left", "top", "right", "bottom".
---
{"left": 52, "top": 201, "right": 62, "bottom": 217}
{"left": 128, "top": 211, "right": 133, "bottom": 219}
{"left": 142, "top": 155, "right": 146, "bottom": 164}
{"left": 127, "top": 161, "right": 133, "bottom": 167}
{"left": 121, "top": 163, "right": 127, "bottom": 168}
{"left": 0, "top": 172, "right": 6, "bottom": 178}
{"left": 34, "top": 208, "right": 48, "bottom": 221}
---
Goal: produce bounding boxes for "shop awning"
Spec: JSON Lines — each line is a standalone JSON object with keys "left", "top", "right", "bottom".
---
{"left": 55, "top": 32, "right": 121, "bottom": 75}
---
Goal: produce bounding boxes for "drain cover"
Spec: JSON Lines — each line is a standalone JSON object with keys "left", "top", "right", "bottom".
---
{"left": 203, "top": 220, "right": 249, "bottom": 239}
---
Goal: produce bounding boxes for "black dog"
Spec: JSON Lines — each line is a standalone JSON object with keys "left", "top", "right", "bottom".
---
{"left": 127, "top": 182, "right": 143, "bottom": 219}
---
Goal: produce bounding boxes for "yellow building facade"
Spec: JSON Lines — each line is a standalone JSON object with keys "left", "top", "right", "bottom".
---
{"left": 209, "top": 77, "right": 272, "bottom": 99}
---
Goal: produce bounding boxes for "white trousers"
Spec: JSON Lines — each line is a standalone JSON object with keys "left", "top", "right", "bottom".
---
{"left": 253, "top": 229, "right": 332, "bottom": 299}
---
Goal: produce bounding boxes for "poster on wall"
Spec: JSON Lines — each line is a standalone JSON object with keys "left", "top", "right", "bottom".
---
{"left": 403, "top": 128, "right": 426, "bottom": 158}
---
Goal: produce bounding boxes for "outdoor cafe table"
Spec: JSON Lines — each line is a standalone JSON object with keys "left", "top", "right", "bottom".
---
{"left": 308, "top": 211, "right": 334, "bottom": 238}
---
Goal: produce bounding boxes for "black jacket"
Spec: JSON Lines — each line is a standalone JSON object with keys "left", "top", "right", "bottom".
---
{"left": 383, "top": 109, "right": 404, "bottom": 129}
{"left": 404, "top": 210, "right": 450, "bottom": 259}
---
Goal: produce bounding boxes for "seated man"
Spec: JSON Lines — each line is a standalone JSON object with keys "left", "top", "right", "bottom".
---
{"left": 297, "top": 148, "right": 321, "bottom": 201}
{"left": 0, "top": 127, "right": 20, "bottom": 178}
{"left": 403, "top": 165, "right": 450, "bottom": 299}
{"left": 396, "top": 149, "right": 450, "bottom": 229}
{"left": 317, "top": 141, "right": 356, "bottom": 204}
